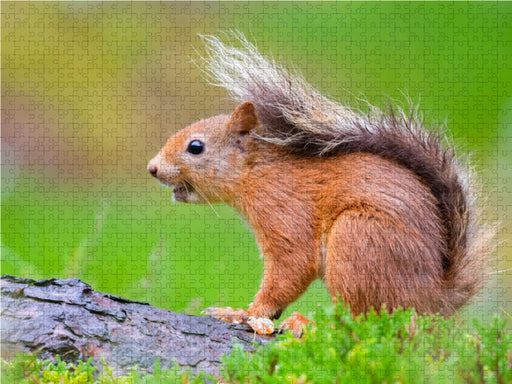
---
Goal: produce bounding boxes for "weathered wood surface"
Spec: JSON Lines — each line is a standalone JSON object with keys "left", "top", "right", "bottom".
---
{"left": 1, "top": 275, "right": 273, "bottom": 376}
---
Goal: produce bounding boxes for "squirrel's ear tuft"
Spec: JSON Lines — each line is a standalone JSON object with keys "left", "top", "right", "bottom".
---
{"left": 227, "top": 101, "right": 258, "bottom": 134}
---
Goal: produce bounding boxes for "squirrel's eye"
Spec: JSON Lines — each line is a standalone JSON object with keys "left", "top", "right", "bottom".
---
{"left": 187, "top": 140, "right": 204, "bottom": 155}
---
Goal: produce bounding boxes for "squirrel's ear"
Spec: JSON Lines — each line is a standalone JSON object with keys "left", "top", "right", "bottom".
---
{"left": 227, "top": 101, "right": 259, "bottom": 134}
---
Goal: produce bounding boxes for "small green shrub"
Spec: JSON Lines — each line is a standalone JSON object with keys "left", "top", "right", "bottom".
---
{"left": 222, "top": 305, "right": 512, "bottom": 383}
{"left": 0, "top": 354, "right": 212, "bottom": 384}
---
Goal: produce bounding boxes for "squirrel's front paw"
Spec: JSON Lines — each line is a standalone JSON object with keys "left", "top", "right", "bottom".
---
{"left": 202, "top": 307, "right": 275, "bottom": 334}
{"left": 202, "top": 307, "right": 249, "bottom": 324}
{"left": 247, "top": 316, "right": 274, "bottom": 335}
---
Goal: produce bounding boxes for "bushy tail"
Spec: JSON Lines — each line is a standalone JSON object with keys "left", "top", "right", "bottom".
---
{"left": 197, "top": 31, "right": 495, "bottom": 311}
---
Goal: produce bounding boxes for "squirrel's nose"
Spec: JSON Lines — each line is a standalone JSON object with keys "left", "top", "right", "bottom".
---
{"left": 148, "top": 164, "right": 158, "bottom": 178}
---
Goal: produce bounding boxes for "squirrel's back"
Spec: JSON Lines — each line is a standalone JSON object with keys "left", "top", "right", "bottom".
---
{"left": 196, "top": 32, "right": 495, "bottom": 314}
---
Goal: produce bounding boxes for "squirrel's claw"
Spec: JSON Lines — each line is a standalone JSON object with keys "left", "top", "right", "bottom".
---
{"left": 203, "top": 307, "right": 275, "bottom": 334}
{"left": 278, "top": 312, "right": 310, "bottom": 338}
{"left": 202, "top": 306, "right": 249, "bottom": 325}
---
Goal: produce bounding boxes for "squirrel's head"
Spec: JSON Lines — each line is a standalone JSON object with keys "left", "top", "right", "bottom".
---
{"left": 148, "top": 101, "right": 259, "bottom": 204}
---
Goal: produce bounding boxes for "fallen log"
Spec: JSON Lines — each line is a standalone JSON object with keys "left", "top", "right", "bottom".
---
{"left": 0, "top": 274, "right": 274, "bottom": 377}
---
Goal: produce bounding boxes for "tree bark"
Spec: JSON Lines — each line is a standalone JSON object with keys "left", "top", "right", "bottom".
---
{"left": 1, "top": 274, "right": 274, "bottom": 377}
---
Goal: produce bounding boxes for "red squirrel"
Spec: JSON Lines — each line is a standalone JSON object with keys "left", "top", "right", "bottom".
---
{"left": 148, "top": 33, "right": 493, "bottom": 336}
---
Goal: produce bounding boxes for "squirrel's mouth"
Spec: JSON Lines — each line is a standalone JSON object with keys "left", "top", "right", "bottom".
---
{"left": 172, "top": 181, "right": 195, "bottom": 202}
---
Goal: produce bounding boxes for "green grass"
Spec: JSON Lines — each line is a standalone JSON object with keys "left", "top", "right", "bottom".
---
{"left": 2, "top": 304, "right": 511, "bottom": 383}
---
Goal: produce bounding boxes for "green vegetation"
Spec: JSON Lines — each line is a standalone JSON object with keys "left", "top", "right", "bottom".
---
{"left": 3, "top": 304, "right": 511, "bottom": 383}
{"left": 222, "top": 305, "right": 512, "bottom": 383}
{"left": 1, "top": 354, "right": 212, "bottom": 384}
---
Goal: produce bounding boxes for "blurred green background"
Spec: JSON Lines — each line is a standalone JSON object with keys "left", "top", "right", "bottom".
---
{"left": 2, "top": 2, "right": 512, "bottom": 324}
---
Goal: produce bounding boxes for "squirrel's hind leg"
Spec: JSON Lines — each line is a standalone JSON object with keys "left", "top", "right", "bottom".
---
{"left": 278, "top": 312, "right": 310, "bottom": 337}
{"left": 323, "top": 210, "right": 394, "bottom": 314}
{"left": 323, "top": 209, "right": 444, "bottom": 315}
